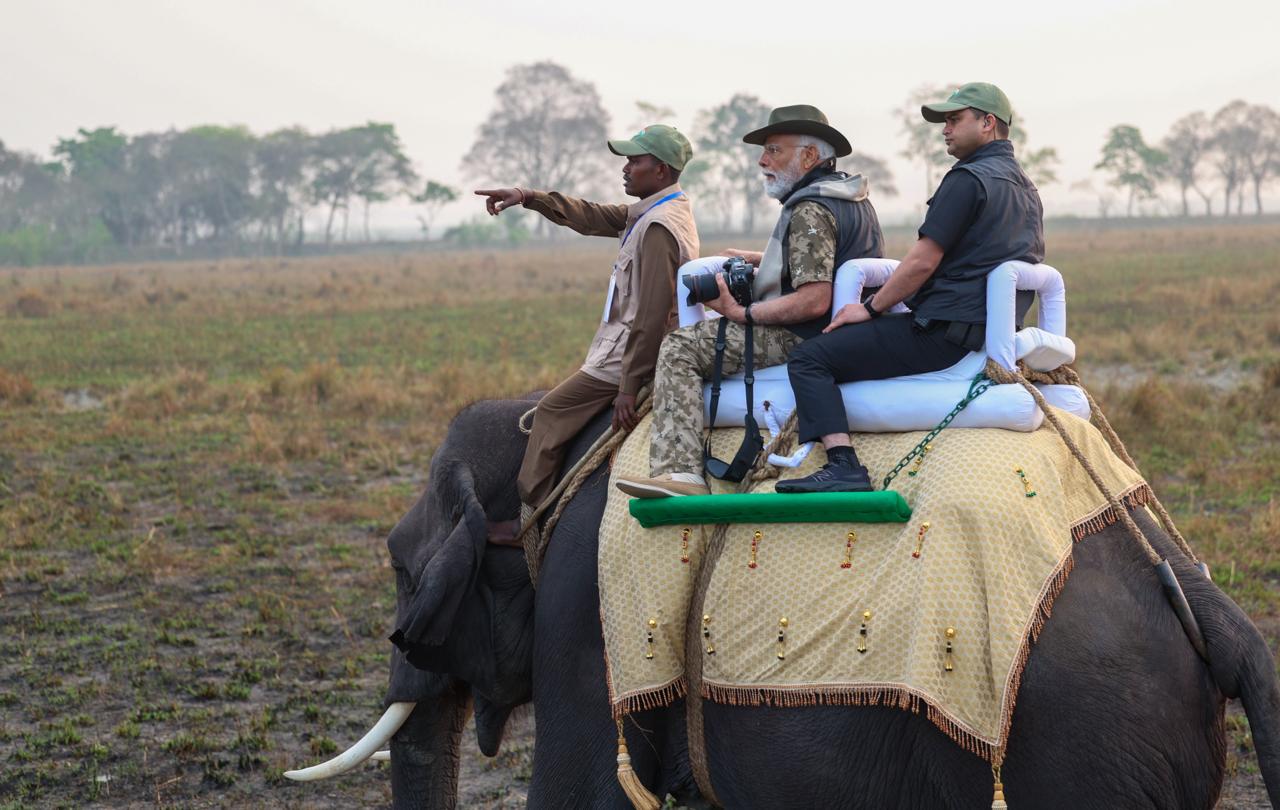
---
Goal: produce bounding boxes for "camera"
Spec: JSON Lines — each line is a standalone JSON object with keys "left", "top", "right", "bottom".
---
{"left": 682, "top": 257, "right": 755, "bottom": 307}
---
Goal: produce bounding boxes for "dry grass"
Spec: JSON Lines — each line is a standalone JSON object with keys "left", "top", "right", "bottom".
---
{"left": 0, "top": 222, "right": 1278, "bottom": 807}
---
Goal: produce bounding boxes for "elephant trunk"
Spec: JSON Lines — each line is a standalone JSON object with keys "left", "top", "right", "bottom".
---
{"left": 1239, "top": 634, "right": 1280, "bottom": 803}
{"left": 1221, "top": 615, "right": 1280, "bottom": 808}
{"left": 391, "top": 682, "right": 473, "bottom": 810}
{"left": 1192, "top": 576, "right": 1280, "bottom": 807}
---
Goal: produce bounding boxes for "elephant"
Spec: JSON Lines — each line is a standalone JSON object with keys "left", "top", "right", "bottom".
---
{"left": 287, "top": 397, "right": 1280, "bottom": 809}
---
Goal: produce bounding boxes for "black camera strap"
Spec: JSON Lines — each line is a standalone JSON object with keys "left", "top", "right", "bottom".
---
{"left": 703, "top": 315, "right": 764, "bottom": 482}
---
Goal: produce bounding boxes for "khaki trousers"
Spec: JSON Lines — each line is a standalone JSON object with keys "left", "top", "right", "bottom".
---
{"left": 650, "top": 319, "right": 802, "bottom": 477}
{"left": 517, "top": 370, "right": 619, "bottom": 506}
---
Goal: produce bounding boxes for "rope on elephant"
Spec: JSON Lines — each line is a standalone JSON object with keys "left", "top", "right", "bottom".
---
{"left": 682, "top": 425, "right": 796, "bottom": 807}
{"left": 988, "top": 360, "right": 1199, "bottom": 566}
{"left": 517, "top": 386, "right": 653, "bottom": 585}
{"left": 984, "top": 360, "right": 1171, "bottom": 569}
{"left": 1052, "top": 365, "right": 1197, "bottom": 564}
{"left": 517, "top": 406, "right": 537, "bottom": 435}
{"left": 747, "top": 410, "right": 799, "bottom": 483}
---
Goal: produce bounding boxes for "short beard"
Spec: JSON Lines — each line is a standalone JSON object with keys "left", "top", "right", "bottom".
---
{"left": 762, "top": 162, "right": 806, "bottom": 200}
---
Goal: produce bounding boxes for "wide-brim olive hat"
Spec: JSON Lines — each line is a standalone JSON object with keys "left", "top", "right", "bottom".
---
{"left": 742, "top": 104, "right": 852, "bottom": 158}
{"left": 921, "top": 82, "right": 1014, "bottom": 125}
{"left": 607, "top": 124, "right": 693, "bottom": 171}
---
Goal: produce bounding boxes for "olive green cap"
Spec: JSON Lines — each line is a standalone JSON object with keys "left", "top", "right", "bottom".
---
{"left": 607, "top": 124, "right": 693, "bottom": 171}
{"left": 921, "top": 82, "right": 1014, "bottom": 125}
{"left": 742, "top": 104, "right": 852, "bottom": 157}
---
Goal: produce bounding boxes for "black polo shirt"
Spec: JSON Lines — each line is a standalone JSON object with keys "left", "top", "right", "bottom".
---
{"left": 908, "top": 140, "right": 1045, "bottom": 325}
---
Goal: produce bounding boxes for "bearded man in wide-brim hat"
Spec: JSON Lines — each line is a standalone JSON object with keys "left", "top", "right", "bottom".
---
{"left": 616, "top": 105, "right": 885, "bottom": 499}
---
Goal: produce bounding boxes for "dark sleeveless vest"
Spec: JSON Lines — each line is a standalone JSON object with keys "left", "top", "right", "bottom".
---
{"left": 906, "top": 140, "right": 1044, "bottom": 325}
{"left": 780, "top": 168, "right": 885, "bottom": 339}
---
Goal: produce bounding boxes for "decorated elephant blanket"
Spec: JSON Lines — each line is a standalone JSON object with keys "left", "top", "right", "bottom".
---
{"left": 598, "top": 409, "right": 1151, "bottom": 761}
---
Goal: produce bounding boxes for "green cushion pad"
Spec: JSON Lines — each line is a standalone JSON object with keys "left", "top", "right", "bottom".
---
{"left": 627, "top": 491, "right": 912, "bottom": 528}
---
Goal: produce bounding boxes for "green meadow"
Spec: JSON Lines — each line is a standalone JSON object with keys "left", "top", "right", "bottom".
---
{"left": 1, "top": 222, "right": 1277, "bottom": 807}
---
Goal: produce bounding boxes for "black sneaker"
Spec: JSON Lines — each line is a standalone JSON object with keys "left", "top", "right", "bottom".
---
{"left": 775, "top": 463, "right": 874, "bottom": 494}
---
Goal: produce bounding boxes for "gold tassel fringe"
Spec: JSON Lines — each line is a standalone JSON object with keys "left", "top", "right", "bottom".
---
{"left": 610, "top": 676, "right": 687, "bottom": 720}
{"left": 616, "top": 720, "right": 661, "bottom": 810}
{"left": 1069, "top": 482, "right": 1152, "bottom": 542}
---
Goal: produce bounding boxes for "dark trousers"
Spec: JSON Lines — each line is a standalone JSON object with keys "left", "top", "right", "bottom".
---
{"left": 787, "top": 315, "right": 970, "bottom": 443}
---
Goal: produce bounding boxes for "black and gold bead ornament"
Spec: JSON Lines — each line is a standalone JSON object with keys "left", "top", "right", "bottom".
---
{"left": 857, "top": 610, "right": 872, "bottom": 654}
{"left": 776, "top": 617, "right": 788, "bottom": 660}
{"left": 944, "top": 626, "right": 956, "bottom": 672}
{"left": 645, "top": 618, "right": 657, "bottom": 660}
{"left": 702, "top": 614, "right": 715, "bottom": 656}
{"left": 680, "top": 527, "right": 691, "bottom": 564}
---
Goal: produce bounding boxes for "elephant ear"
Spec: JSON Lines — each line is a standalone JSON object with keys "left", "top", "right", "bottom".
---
{"left": 389, "top": 464, "right": 489, "bottom": 649}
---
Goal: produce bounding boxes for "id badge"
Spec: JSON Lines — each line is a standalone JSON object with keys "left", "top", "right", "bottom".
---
{"left": 601, "top": 277, "right": 616, "bottom": 323}
{"left": 601, "top": 262, "right": 622, "bottom": 322}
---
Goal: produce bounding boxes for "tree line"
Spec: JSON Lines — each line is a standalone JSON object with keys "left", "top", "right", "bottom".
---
{"left": 1, "top": 62, "right": 1278, "bottom": 265}
{"left": 1090, "top": 101, "right": 1280, "bottom": 218}
{"left": 0, "top": 123, "right": 427, "bottom": 264}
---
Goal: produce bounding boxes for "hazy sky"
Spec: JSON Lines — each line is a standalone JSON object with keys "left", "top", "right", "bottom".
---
{"left": 3, "top": 0, "right": 1278, "bottom": 230}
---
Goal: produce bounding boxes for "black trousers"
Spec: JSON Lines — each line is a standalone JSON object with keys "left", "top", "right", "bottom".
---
{"left": 787, "top": 315, "right": 970, "bottom": 443}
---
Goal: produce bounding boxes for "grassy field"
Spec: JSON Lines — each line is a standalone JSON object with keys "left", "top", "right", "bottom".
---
{"left": 1, "top": 221, "right": 1278, "bottom": 807}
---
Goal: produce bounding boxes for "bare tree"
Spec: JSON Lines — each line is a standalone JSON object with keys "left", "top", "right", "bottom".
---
{"left": 1095, "top": 125, "right": 1167, "bottom": 217}
{"left": 681, "top": 157, "right": 734, "bottom": 233}
{"left": 253, "top": 127, "right": 314, "bottom": 253}
{"left": 1001, "top": 114, "right": 1059, "bottom": 188}
{"left": 412, "top": 180, "right": 458, "bottom": 240}
{"left": 1162, "top": 112, "right": 1214, "bottom": 217}
{"left": 1210, "top": 100, "right": 1251, "bottom": 216}
{"left": 845, "top": 151, "right": 898, "bottom": 198}
{"left": 1243, "top": 104, "right": 1280, "bottom": 215}
{"left": 692, "top": 93, "right": 772, "bottom": 234}
{"left": 898, "top": 84, "right": 955, "bottom": 197}
{"left": 462, "top": 61, "right": 611, "bottom": 235}
{"left": 630, "top": 101, "right": 676, "bottom": 132}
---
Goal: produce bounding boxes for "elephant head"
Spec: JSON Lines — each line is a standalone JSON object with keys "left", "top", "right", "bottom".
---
{"left": 284, "top": 399, "right": 538, "bottom": 799}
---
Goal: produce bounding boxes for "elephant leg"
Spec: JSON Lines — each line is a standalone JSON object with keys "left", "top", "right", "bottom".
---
{"left": 390, "top": 680, "right": 473, "bottom": 810}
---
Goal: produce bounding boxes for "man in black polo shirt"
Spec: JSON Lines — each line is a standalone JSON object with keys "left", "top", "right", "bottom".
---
{"left": 777, "top": 82, "right": 1045, "bottom": 493}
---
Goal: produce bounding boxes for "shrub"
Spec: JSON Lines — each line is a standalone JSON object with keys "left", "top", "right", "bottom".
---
{"left": 11, "top": 291, "right": 53, "bottom": 318}
{"left": 0, "top": 369, "right": 36, "bottom": 404}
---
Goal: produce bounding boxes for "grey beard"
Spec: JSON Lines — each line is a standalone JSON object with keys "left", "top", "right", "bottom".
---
{"left": 762, "top": 163, "right": 805, "bottom": 200}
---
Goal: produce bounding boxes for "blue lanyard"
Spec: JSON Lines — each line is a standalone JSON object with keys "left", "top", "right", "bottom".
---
{"left": 620, "top": 192, "right": 683, "bottom": 248}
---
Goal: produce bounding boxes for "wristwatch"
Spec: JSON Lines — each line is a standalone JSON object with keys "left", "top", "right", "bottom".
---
{"left": 744, "top": 304, "right": 754, "bottom": 325}
{"left": 863, "top": 296, "right": 883, "bottom": 319}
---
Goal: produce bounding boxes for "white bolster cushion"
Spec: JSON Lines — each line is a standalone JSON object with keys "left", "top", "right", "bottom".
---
{"left": 1034, "top": 384, "right": 1091, "bottom": 421}
{"left": 831, "top": 258, "right": 910, "bottom": 318}
{"left": 1015, "top": 328, "right": 1076, "bottom": 372}
{"left": 985, "top": 261, "right": 1067, "bottom": 369}
{"left": 703, "top": 372, "right": 1044, "bottom": 433}
{"left": 687, "top": 256, "right": 1076, "bottom": 434}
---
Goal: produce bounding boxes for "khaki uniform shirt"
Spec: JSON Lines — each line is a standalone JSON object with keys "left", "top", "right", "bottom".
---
{"left": 523, "top": 185, "right": 699, "bottom": 394}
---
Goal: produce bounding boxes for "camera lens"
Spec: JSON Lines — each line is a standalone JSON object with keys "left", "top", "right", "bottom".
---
{"left": 682, "top": 273, "right": 721, "bottom": 306}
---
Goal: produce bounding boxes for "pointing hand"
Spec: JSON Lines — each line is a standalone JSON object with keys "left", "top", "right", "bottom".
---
{"left": 474, "top": 188, "right": 526, "bottom": 216}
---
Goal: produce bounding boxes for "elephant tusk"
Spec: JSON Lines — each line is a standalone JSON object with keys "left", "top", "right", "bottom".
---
{"left": 371, "top": 750, "right": 389, "bottom": 762}
{"left": 283, "top": 702, "right": 415, "bottom": 781}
